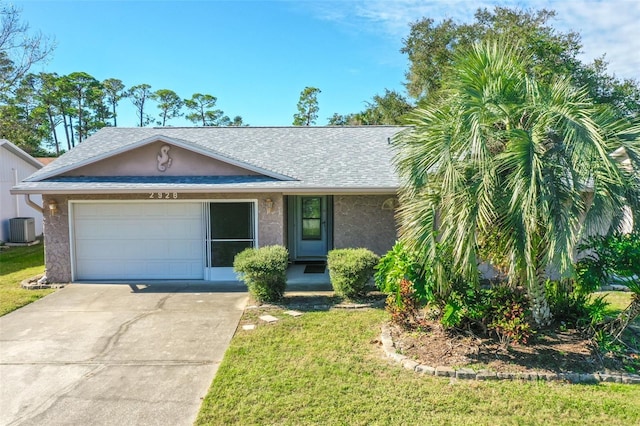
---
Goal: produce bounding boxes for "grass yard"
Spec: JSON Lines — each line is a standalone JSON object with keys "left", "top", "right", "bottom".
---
{"left": 0, "top": 242, "right": 51, "bottom": 316}
{"left": 197, "top": 303, "right": 640, "bottom": 426}
{"left": 600, "top": 291, "right": 637, "bottom": 316}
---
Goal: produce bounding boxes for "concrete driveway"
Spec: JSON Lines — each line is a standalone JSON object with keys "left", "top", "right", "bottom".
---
{"left": 0, "top": 282, "right": 247, "bottom": 426}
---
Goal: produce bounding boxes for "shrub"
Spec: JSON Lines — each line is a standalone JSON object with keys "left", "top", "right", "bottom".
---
{"left": 575, "top": 232, "right": 640, "bottom": 340}
{"left": 546, "top": 280, "right": 610, "bottom": 329}
{"left": 233, "top": 245, "right": 289, "bottom": 303}
{"left": 576, "top": 232, "right": 640, "bottom": 293}
{"left": 486, "top": 286, "right": 534, "bottom": 346}
{"left": 327, "top": 248, "right": 379, "bottom": 299}
{"left": 375, "top": 242, "right": 433, "bottom": 304}
{"left": 439, "top": 285, "right": 534, "bottom": 346}
{"left": 386, "top": 279, "right": 428, "bottom": 329}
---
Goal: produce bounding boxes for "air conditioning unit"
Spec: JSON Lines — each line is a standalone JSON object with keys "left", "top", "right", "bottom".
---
{"left": 9, "top": 217, "right": 36, "bottom": 243}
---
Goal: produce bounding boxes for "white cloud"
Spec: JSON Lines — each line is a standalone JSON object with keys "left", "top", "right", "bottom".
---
{"left": 544, "top": 0, "right": 640, "bottom": 79}
{"left": 307, "top": 0, "right": 640, "bottom": 80}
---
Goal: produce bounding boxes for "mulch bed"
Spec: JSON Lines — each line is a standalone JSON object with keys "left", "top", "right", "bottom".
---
{"left": 389, "top": 320, "right": 640, "bottom": 374}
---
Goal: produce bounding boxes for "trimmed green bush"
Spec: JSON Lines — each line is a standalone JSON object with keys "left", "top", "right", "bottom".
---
{"left": 327, "top": 248, "right": 379, "bottom": 299}
{"left": 233, "top": 245, "right": 289, "bottom": 303}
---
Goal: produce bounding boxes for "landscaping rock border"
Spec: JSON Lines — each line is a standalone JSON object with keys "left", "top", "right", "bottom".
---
{"left": 334, "top": 300, "right": 385, "bottom": 309}
{"left": 247, "top": 299, "right": 384, "bottom": 311}
{"left": 20, "top": 274, "right": 66, "bottom": 290}
{"left": 380, "top": 324, "right": 640, "bottom": 384}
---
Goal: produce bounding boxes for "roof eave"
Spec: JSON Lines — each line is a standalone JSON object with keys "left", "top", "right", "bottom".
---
{"left": 10, "top": 185, "right": 399, "bottom": 195}
{"left": 1, "top": 140, "right": 44, "bottom": 169}
{"left": 27, "top": 134, "right": 297, "bottom": 182}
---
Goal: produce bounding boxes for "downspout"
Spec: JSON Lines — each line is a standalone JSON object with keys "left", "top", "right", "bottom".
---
{"left": 12, "top": 169, "right": 20, "bottom": 216}
{"left": 24, "top": 193, "right": 49, "bottom": 285}
{"left": 24, "top": 194, "right": 44, "bottom": 213}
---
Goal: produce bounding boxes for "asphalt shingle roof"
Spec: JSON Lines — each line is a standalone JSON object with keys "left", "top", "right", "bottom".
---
{"left": 15, "top": 126, "right": 408, "bottom": 193}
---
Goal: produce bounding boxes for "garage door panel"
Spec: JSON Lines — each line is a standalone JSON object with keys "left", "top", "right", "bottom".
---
{"left": 75, "top": 219, "right": 203, "bottom": 240}
{"left": 168, "top": 240, "right": 203, "bottom": 258}
{"left": 75, "top": 261, "right": 111, "bottom": 279}
{"left": 73, "top": 203, "right": 204, "bottom": 280}
{"left": 76, "top": 238, "right": 203, "bottom": 260}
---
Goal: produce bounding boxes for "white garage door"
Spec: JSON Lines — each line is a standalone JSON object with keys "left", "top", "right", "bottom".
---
{"left": 73, "top": 202, "right": 204, "bottom": 280}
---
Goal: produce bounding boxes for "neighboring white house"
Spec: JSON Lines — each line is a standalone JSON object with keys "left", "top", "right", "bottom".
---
{"left": 0, "top": 139, "right": 44, "bottom": 242}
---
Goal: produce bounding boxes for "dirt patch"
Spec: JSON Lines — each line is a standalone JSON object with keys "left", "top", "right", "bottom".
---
{"left": 390, "top": 321, "right": 639, "bottom": 374}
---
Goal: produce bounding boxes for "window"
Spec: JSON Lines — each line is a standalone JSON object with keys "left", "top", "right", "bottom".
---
{"left": 301, "top": 196, "right": 321, "bottom": 240}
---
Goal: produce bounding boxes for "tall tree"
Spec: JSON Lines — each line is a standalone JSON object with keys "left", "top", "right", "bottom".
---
{"left": 37, "top": 73, "right": 65, "bottom": 154}
{"left": 66, "top": 71, "right": 105, "bottom": 144}
{"left": 217, "top": 115, "right": 247, "bottom": 127}
{"left": 153, "top": 88, "right": 183, "bottom": 126}
{"left": 402, "top": 8, "right": 583, "bottom": 100}
{"left": 401, "top": 7, "right": 640, "bottom": 120}
{"left": 0, "top": 2, "right": 55, "bottom": 94}
{"left": 327, "top": 113, "right": 352, "bottom": 126}
{"left": 293, "top": 86, "right": 321, "bottom": 126}
{"left": 367, "top": 90, "right": 413, "bottom": 124}
{"left": 329, "top": 90, "right": 413, "bottom": 126}
{"left": 0, "top": 2, "right": 54, "bottom": 153}
{"left": 11, "top": 73, "right": 49, "bottom": 152}
{"left": 393, "top": 41, "right": 640, "bottom": 327}
{"left": 575, "top": 57, "right": 640, "bottom": 119}
{"left": 102, "top": 78, "right": 125, "bottom": 126}
{"left": 128, "top": 83, "right": 153, "bottom": 127}
{"left": 54, "top": 74, "right": 76, "bottom": 151}
{"left": 184, "top": 93, "right": 223, "bottom": 126}
{"left": 0, "top": 91, "right": 46, "bottom": 154}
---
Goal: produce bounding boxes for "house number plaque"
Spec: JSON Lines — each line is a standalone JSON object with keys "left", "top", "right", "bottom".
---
{"left": 148, "top": 192, "right": 179, "bottom": 199}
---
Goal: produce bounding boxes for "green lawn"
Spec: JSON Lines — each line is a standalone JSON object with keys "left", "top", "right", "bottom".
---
{"left": 600, "top": 291, "right": 636, "bottom": 316}
{"left": 197, "top": 303, "right": 640, "bottom": 426}
{"left": 0, "top": 242, "right": 51, "bottom": 316}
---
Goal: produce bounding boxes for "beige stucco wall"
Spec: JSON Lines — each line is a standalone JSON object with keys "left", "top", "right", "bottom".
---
{"left": 63, "top": 142, "right": 260, "bottom": 177}
{"left": 42, "top": 193, "right": 284, "bottom": 283}
{"left": 333, "top": 194, "right": 398, "bottom": 256}
{"left": 42, "top": 195, "right": 71, "bottom": 283}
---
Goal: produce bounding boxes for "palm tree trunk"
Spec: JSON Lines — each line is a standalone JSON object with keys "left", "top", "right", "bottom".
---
{"left": 529, "top": 277, "right": 553, "bottom": 327}
{"left": 530, "top": 257, "right": 552, "bottom": 327}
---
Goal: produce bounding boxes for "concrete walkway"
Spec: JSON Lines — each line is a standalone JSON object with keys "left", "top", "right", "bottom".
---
{"left": 0, "top": 282, "right": 247, "bottom": 426}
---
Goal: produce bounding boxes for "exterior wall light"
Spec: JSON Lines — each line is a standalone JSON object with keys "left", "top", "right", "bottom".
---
{"left": 48, "top": 199, "right": 59, "bottom": 215}
{"left": 265, "top": 198, "right": 274, "bottom": 214}
{"left": 381, "top": 197, "right": 398, "bottom": 211}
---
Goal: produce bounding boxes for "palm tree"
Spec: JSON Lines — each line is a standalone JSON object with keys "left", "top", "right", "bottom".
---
{"left": 393, "top": 41, "right": 640, "bottom": 327}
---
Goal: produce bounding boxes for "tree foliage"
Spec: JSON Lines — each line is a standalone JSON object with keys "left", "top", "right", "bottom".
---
{"left": 127, "top": 83, "right": 153, "bottom": 127}
{"left": 183, "top": 93, "right": 246, "bottom": 127}
{"left": 0, "top": 2, "right": 55, "bottom": 153}
{"left": 2, "top": 71, "right": 247, "bottom": 153}
{"left": 153, "top": 88, "right": 183, "bottom": 126}
{"left": 184, "top": 93, "right": 221, "bottom": 126}
{"left": 393, "top": 40, "right": 640, "bottom": 327}
{"left": 329, "top": 89, "right": 413, "bottom": 126}
{"left": 293, "top": 86, "right": 321, "bottom": 126}
{"left": 401, "top": 7, "right": 640, "bottom": 119}
{"left": 0, "top": 2, "right": 244, "bottom": 153}
{"left": 66, "top": 71, "right": 104, "bottom": 144}
{"left": 102, "top": 78, "right": 125, "bottom": 126}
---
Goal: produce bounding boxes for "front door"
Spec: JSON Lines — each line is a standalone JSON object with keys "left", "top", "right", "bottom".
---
{"left": 204, "top": 201, "right": 256, "bottom": 280}
{"left": 292, "top": 195, "right": 330, "bottom": 259}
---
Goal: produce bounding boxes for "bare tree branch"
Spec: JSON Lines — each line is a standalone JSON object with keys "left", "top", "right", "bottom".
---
{"left": 0, "top": 2, "right": 55, "bottom": 94}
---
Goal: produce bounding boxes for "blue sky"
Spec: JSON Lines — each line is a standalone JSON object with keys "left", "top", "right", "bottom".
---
{"left": 14, "top": 0, "right": 640, "bottom": 127}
